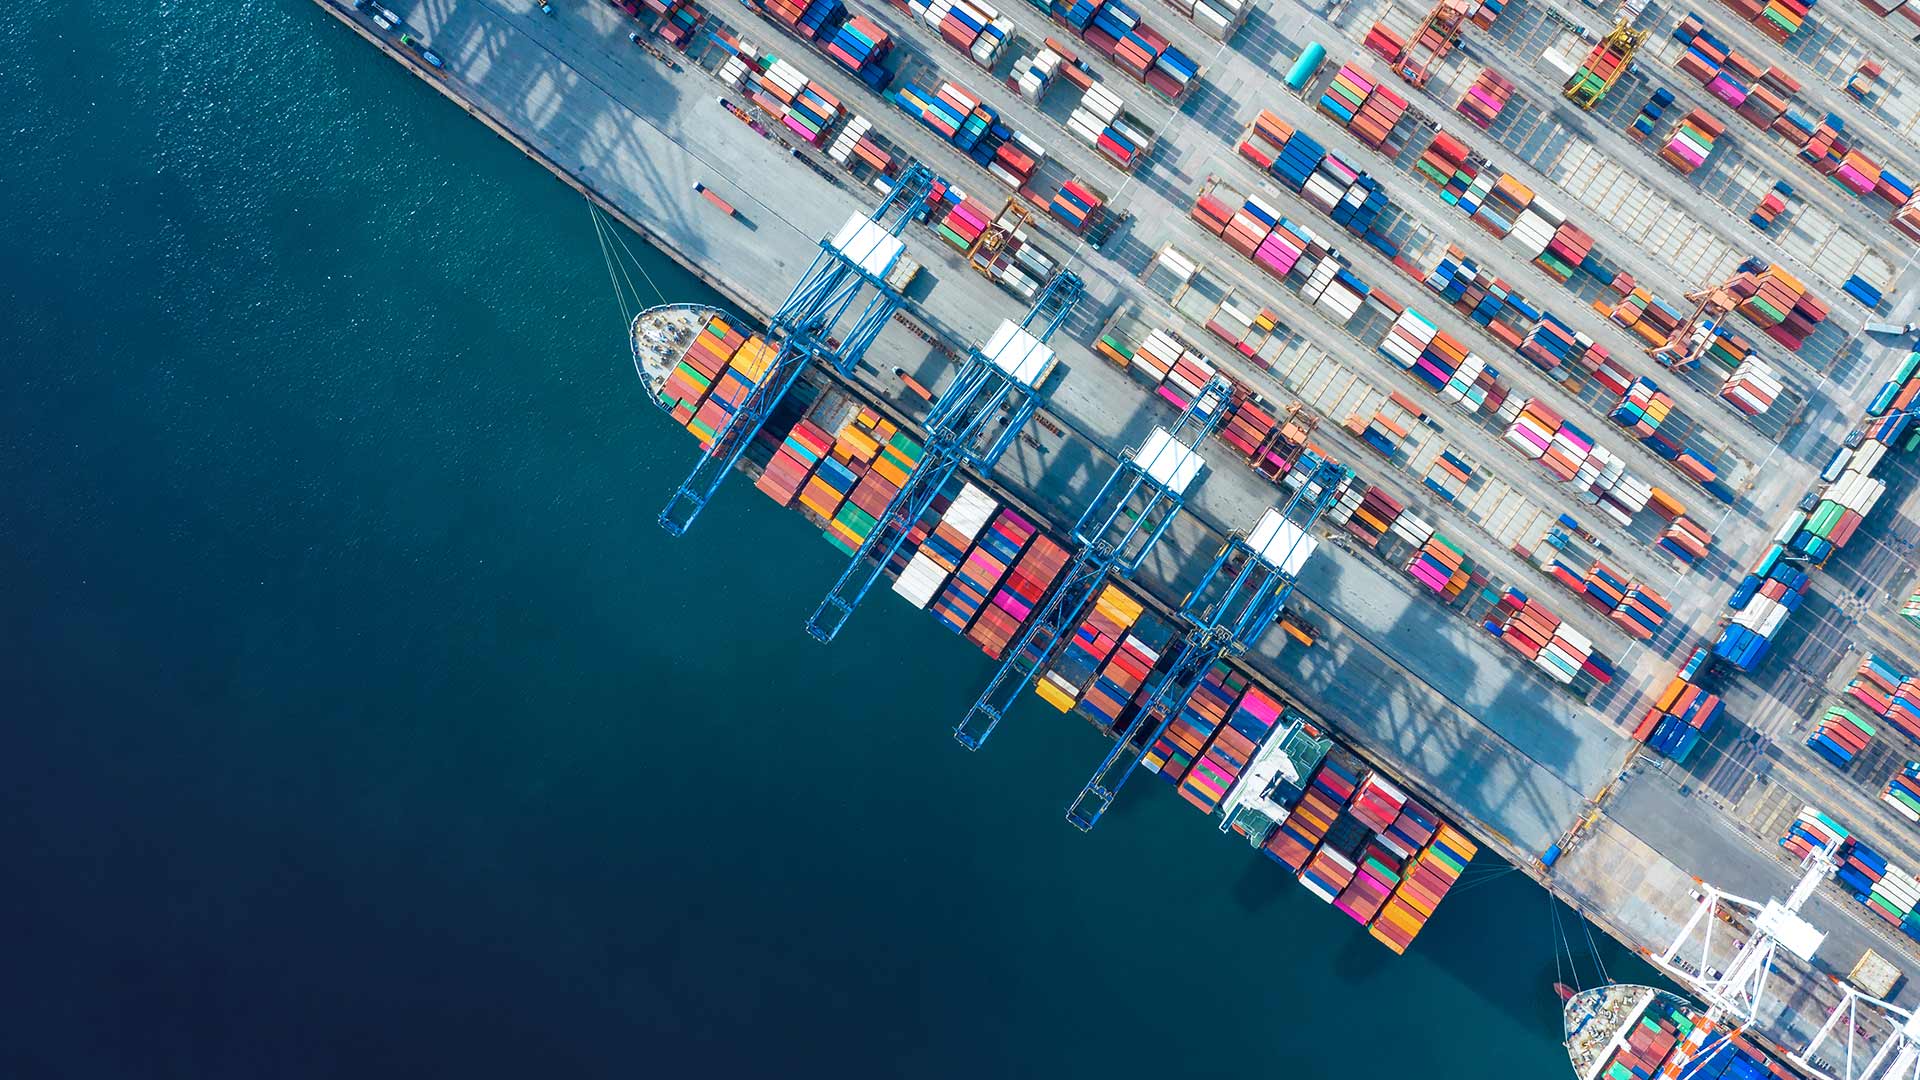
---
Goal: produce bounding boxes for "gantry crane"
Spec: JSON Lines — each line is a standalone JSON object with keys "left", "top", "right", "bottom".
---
{"left": 968, "top": 198, "right": 1033, "bottom": 280}
{"left": 657, "top": 161, "right": 937, "bottom": 536}
{"left": 1796, "top": 978, "right": 1920, "bottom": 1080}
{"left": 804, "top": 269, "right": 1085, "bottom": 642}
{"left": 953, "top": 376, "right": 1234, "bottom": 751}
{"left": 1647, "top": 268, "right": 1760, "bottom": 371}
{"left": 1247, "top": 398, "right": 1318, "bottom": 482}
{"left": 1391, "top": 0, "right": 1472, "bottom": 88}
{"left": 1064, "top": 458, "right": 1350, "bottom": 831}
{"left": 1563, "top": 5, "right": 1650, "bottom": 111}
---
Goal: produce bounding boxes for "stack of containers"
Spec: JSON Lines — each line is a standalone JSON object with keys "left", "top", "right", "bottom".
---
{"left": 1035, "top": 583, "right": 1143, "bottom": 709}
{"left": 1863, "top": 858, "right": 1920, "bottom": 931}
{"left": 1414, "top": 130, "right": 1470, "bottom": 188}
{"left": 1066, "top": 82, "right": 1152, "bottom": 170}
{"left": 1300, "top": 844, "right": 1359, "bottom": 904}
{"left": 1659, "top": 517, "right": 1712, "bottom": 563}
{"left": 1661, "top": 109, "right": 1723, "bottom": 175}
{"left": 1473, "top": 174, "right": 1532, "bottom": 237}
{"left": 825, "top": 15, "right": 893, "bottom": 86}
{"left": 1505, "top": 400, "right": 1560, "bottom": 460}
{"left": 1534, "top": 222, "right": 1594, "bottom": 283}
{"left": 1298, "top": 253, "right": 1370, "bottom": 323}
{"left": 1261, "top": 753, "right": 1358, "bottom": 871}
{"left": 1348, "top": 773, "right": 1409, "bottom": 833}
{"left": 1161, "top": 0, "right": 1250, "bottom": 40}
{"left": 1158, "top": 348, "right": 1220, "bottom": 412}
{"left": 1348, "top": 81, "right": 1409, "bottom": 151}
{"left": 1455, "top": 68, "right": 1515, "bottom": 129}
{"left": 1049, "top": 180, "right": 1103, "bottom": 233}
{"left": 1632, "top": 675, "right": 1724, "bottom": 762}
{"left": 1721, "top": 358, "right": 1783, "bottom": 415}
{"left": 1334, "top": 840, "right": 1402, "bottom": 925}
{"left": 1611, "top": 583, "right": 1670, "bottom": 640}
{"left": 661, "top": 315, "right": 746, "bottom": 424}
{"left": 1317, "top": 65, "right": 1371, "bottom": 125}
{"left": 1406, "top": 532, "right": 1473, "bottom": 598}
{"left": 937, "top": 194, "right": 995, "bottom": 252}
{"left": 893, "top": 482, "right": 997, "bottom": 609}
{"left": 748, "top": 0, "right": 839, "bottom": 36}
{"left": 1149, "top": 663, "right": 1248, "bottom": 782}
{"left": 1844, "top": 275, "right": 1885, "bottom": 311}
{"left": 1749, "top": 182, "right": 1791, "bottom": 230}
{"left": 1898, "top": 194, "right": 1920, "bottom": 244}
{"left": 1236, "top": 110, "right": 1293, "bottom": 172}
{"left": 1518, "top": 312, "right": 1590, "bottom": 374}
{"left": 757, "top": 419, "right": 834, "bottom": 505}
{"left": 1837, "top": 836, "right": 1886, "bottom": 901}
{"left": 1848, "top": 654, "right": 1899, "bottom": 722}
{"left": 799, "top": 452, "right": 860, "bottom": 521}
{"left": 1780, "top": 805, "right": 1847, "bottom": 861}
{"left": 1379, "top": 309, "right": 1437, "bottom": 370}
{"left": 1080, "top": 0, "right": 1201, "bottom": 100}
{"left": 1903, "top": 588, "right": 1920, "bottom": 631}
{"left": 1010, "top": 46, "right": 1060, "bottom": 103}
{"left": 1807, "top": 704, "right": 1874, "bottom": 769}
{"left": 1610, "top": 377, "right": 1673, "bottom": 438}
{"left": 1269, "top": 129, "right": 1327, "bottom": 193}
{"left": 912, "top": 0, "right": 1014, "bottom": 69}
{"left": 1884, "top": 764, "right": 1920, "bottom": 824}
{"left": 1629, "top": 88, "right": 1674, "bottom": 141}
{"left": 830, "top": 423, "right": 908, "bottom": 542}
{"left": 825, "top": 115, "right": 896, "bottom": 173}
{"left": 967, "top": 533, "right": 1069, "bottom": 658}
{"left": 1377, "top": 797, "right": 1440, "bottom": 862}
{"left": 1736, "top": 262, "right": 1829, "bottom": 351}
{"left": 1254, "top": 219, "right": 1321, "bottom": 280}
{"left": 684, "top": 333, "right": 765, "bottom": 445}
{"left": 1187, "top": 188, "right": 1233, "bottom": 237}
{"left": 1345, "top": 485, "right": 1404, "bottom": 548}
{"left": 1179, "top": 684, "right": 1281, "bottom": 813}
{"left": 930, "top": 507, "right": 1035, "bottom": 635}
{"left": 1079, "top": 612, "right": 1174, "bottom": 729}
{"left": 1369, "top": 825, "right": 1476, "bottom": 953}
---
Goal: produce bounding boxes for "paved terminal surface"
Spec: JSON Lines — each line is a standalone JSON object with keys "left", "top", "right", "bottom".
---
{"left": 313, "top": 0, "right": 1920, "bottom": 1051}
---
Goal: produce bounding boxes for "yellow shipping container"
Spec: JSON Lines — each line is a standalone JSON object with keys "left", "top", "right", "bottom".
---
{"left": 1035, "top": 678, "right": 1078, "bottom": 712}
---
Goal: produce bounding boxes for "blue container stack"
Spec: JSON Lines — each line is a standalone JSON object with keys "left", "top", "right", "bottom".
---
{"left": 796, "top": 0, "right": 844, "bottom": 39}
{"left": 1269, "top": 131, "right": 1325, "bottom": 192}
{"left": 1331, "top": 176, "right": 1388, "bottom": 236}
{"left": 1046, "top": 0, "right": 1100, "bottom": 31}
{"left": 1630, "top": 88, "right": 1673, "bottom": 140}
{"left": 1843, "top": 274, "right": 1884, "bottom": 310}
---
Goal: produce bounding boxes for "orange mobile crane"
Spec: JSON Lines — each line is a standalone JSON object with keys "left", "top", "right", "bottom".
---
{"left": 1391, "top": 0, "right": 1473, "bottom": 88}
{"left": 1646, "top": 270, "right": 1756, "bottom": 371}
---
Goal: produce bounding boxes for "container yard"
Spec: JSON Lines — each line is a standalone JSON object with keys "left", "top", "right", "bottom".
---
{"left": 320, "top": 0, "right": 1920, "bottom": 1074}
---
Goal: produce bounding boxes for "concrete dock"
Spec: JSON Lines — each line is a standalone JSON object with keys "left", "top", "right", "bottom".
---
{"left": 311, "top": 0, "right": 1920, "bottom": 1050}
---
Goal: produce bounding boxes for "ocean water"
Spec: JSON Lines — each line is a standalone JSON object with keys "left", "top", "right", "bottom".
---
{"left": 1, "top": 4, "right": 1652, "bottom": 1076}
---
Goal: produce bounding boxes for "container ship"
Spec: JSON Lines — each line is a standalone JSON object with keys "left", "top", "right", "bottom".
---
{"left": 632, "top": 302, "right": 726, "bottom": 409}
{"left": 636, "top": 301, "right": 1485, "bottom": 954}
{"left": 1562, "top": 985, "right": 1800, "bottom": 1080}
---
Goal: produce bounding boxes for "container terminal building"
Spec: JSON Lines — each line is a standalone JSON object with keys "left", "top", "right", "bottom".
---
{"left": 317, "top": 0, "right": 1920, "bottom": 1072}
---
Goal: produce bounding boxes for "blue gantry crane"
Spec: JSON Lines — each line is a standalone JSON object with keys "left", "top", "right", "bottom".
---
{"left": 1063, "top": 457, "right": 1351, "bottom": 831}
{"left": 804, "top": 269, "right": 1085, "bottom": 642}
{"left": 952, "top": 375, "right": 1235, "bottom": 752}
{"left": 657, "top": 161, "right": 937, "bottom": 536}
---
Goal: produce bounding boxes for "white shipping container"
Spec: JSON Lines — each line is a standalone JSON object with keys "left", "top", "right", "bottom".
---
{"left": 944, "top": 483, "right": 998, "bottom": 541}
{"left": 893, "top": 552, "right": 950, "bottom": 608}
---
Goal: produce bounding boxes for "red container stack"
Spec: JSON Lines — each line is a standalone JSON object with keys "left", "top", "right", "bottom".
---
{"left": 966, "top": 534, "right": 1069, "bottom": 659}
{"left": 756, "top": 419, "right": 833, "bottom": 506}
{"left": 1455, "top": 68, "right": 1514, "bottom": 129}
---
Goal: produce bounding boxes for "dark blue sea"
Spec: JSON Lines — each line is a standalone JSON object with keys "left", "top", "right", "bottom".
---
{"left": 1, "top": 4, "right": 1650, "bottom": 1075}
